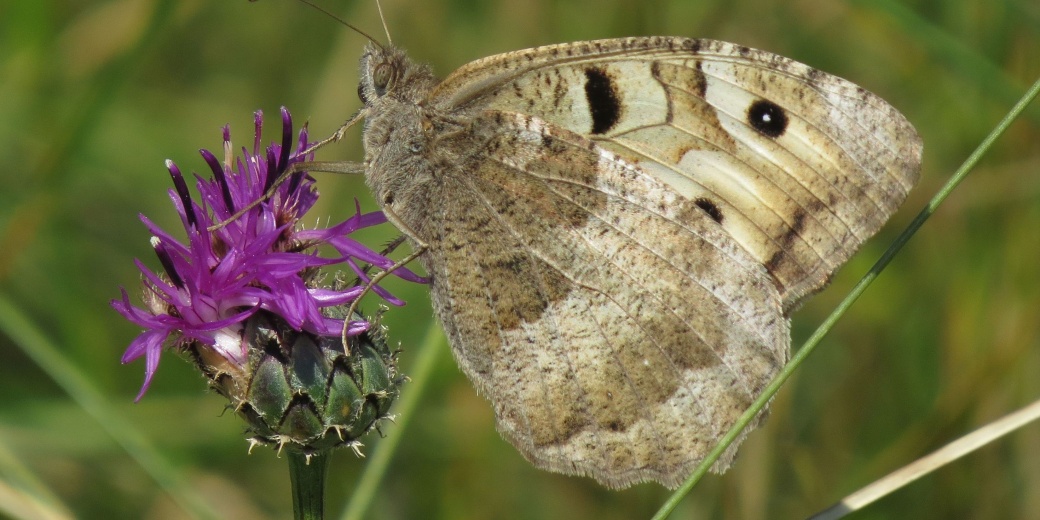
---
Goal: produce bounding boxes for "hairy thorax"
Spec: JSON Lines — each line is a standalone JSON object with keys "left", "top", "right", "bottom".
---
{"left": 363, "top": 96, "right": 481, "bottom": 249}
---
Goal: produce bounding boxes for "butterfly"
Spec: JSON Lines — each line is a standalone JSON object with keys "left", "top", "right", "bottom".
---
{"left": 318, "top": 36, "right": 921, "bottom": 489}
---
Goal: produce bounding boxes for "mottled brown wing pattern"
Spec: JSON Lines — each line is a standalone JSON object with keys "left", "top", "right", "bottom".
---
{"left": 434, "top": 37, "right": 922, "bottom": 311}
{"left": 417, "top": 111, "right": 787, "bottom": 488}
{"left": 355, "top": 36, "right": 920, "bottom": 489}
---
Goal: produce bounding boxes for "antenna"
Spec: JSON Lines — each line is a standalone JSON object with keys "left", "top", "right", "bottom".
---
{"left": 263, "top": 0, "right": 385, "bottom": 48}
{"left": 375, "top": 0, "right": 392, "bottom": 45}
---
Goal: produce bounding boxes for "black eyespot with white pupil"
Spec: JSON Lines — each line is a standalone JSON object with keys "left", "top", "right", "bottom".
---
{"left": 747, "top": 99, "right": 788, "bottom": 138}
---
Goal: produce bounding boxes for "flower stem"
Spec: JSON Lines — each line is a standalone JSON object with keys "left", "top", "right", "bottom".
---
{"left": 289, "top": 451, "right": 331, "bottom": 520}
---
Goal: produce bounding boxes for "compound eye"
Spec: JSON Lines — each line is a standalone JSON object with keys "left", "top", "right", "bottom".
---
{"left": 372, "top": 62, "right": 395, "bottom": 97}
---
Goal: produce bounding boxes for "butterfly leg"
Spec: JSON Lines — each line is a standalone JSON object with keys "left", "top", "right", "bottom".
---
{"left": 208, "top": 159, "right": 366, "bottom": 230}
{"left": 342, "top": 239, "right": 428, "bottom": 353}
{"left": 340, "top": 202, "right": 429, "bottom": 352}
{"left": 359, "top": 235, "right": 408, "bottom": 277}
{"left": 298, "top": 109, "right": 367, "bottom": 156}
{"left": 208, "top": 113, "right": 368, "bottom": 231}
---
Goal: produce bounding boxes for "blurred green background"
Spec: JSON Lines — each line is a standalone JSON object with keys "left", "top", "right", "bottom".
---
{"left": 2, "top": 0, "right": 1039, "bottom": 518}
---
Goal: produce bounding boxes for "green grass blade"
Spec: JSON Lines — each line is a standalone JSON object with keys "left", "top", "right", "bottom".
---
{"left": 0, "top": 295, "right": 223, "bottom": 520}
{"left": 809, "top": 397, "right": 1040, "bottom": 519}
{"left": 856, "top": 0, "right": 1040, "bottom": 124}
{"left": 652, "top": 73, "right": 1040, "bottom": 520}
{"left": 338, "top": 321, "right": 447, "bottom": 520}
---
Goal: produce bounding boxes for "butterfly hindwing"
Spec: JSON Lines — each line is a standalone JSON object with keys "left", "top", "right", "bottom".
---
{"left": 418, "top": 110, "right": 787, "bottom": 488}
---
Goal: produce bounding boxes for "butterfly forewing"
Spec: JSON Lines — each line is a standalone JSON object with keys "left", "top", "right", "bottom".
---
{"left": 431, "top": 37, "right": 923, "bottom": 310}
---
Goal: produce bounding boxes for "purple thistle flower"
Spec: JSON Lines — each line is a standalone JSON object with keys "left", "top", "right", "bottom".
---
{"left": 112, "top": 108, "right": 423, "bottom": 401}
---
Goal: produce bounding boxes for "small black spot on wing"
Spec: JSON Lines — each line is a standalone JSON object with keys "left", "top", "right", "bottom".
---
{"left": 747, "top": 99, "right": 788, "bottom": 138}
{"left": 764, "top": 249, "right": 785, "bottom": 276}
{"left": 541, "top": 132, "right": 554, "bottom": 150}
{"left": 694, "top": 197, "right": 724, "bottom": 224}
{"left": 806, "top": 67, "right": 825, "bottom": 87}
{"left": 584, "top": 67, "right": 622, "bottom": 135}
{"left": 789, "top": 209, "right": 808, "bottom": 236}
{"left": 764, "top": 208, "right": 809, "bottom": 287}
{"left": 693, "top": 60, "right": 707, "bottom": 98}
{"left": 682, "top": 39, "right": 702, "bottom": 53}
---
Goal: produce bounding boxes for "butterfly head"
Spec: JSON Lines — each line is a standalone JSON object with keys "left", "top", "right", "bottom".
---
{"left": 358, "top": 43, "right": 435, "bottom": 108}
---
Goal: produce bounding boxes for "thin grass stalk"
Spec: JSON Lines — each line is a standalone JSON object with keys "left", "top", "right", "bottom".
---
{"left": 809, "top": 397, "right": 1040, "bottom": 519}
{"left": 651, "top": 73, "right": 1040, "bottom": 520}
{"left": 339, "top": 322, "right": 447, "bottom": 520}
{"left": 0, "top": 295, "right": 223, "bottom": 520}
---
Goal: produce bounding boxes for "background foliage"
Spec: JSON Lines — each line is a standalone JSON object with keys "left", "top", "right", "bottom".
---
{"left": 2, "top": 0, "right": 1039, "bottom": 518}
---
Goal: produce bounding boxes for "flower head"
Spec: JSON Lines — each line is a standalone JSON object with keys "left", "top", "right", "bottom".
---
{"left": 112, "top": 108, "right": 422, "bottom": 401}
